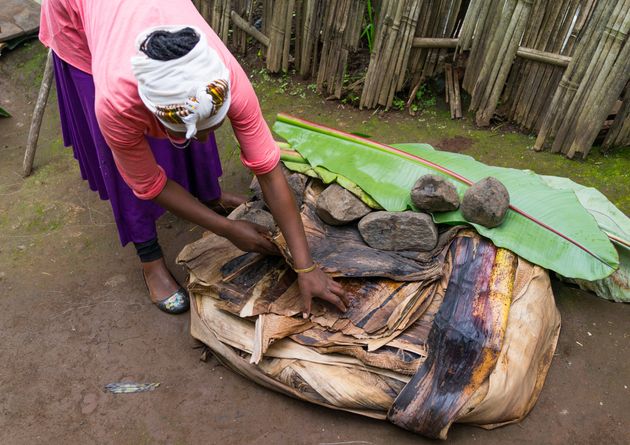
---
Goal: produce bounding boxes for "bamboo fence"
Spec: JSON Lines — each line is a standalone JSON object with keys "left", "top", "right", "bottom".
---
{"left": 194, "top": 0, "right": 630, "bottom": 157}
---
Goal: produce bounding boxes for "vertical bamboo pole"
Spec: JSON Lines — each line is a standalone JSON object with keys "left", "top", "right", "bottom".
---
{"left": 565, "top": 7, "right": 630, "bottom": 158}
{"left": 262, "top": 0, "right": 274, "bottom": 36}
{"left": 266, "top": 0, "right": 289, "bottom": 72}
{"left": 472, "top": 0, "right": 533, "bottom": 126}
{"left": 281, "top": 0, "right": 295, "bottom": 72}
{"left": 452, "top": 64, "right": 462, "bottom": 119}
{"left": 294, "top": 0, "right": 303, "bottom": 70}
{"left": 462, "top": 1, "right": 499, "bottom": 93}
{"left": 551, "top": 0, "right": 628, "bottom": 154}
{"left": 533, "top": 0, "right": 612, "bottom": 151}
{"left": 360, "top": 0, "right": 393, "bottom": 108}
{"left": 222, "top": 0, "right": 231, "bottom": 43}
{"left": 298, "top": 0, "right": 314, "bottom": 77}
{"left": 509, "top": 0, "right": 563, "bottom": 125}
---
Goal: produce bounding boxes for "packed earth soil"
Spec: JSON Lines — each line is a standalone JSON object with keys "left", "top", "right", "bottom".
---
{"left": 1, "top": 42, "right": 629, "bottom": 445}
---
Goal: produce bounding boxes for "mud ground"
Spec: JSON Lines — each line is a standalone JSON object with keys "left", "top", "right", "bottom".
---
{"left": 1, "top": 42, "right": 628, "bottom": 445}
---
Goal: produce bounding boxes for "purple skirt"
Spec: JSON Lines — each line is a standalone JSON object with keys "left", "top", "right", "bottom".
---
{"left": 52, "top": 53, "right": 223, "bottom": 246}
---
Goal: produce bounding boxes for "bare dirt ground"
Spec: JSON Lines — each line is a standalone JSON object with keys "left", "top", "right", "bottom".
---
{"left": 1, "top": 42, "right": 629, "bottom": 445}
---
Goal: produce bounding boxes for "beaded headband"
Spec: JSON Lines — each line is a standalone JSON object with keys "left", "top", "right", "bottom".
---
{"left": 154, "top": 79, "right": 229, "bottom": 124}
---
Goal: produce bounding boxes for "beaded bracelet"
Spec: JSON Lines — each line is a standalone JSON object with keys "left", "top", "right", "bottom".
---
{"left": 293, "top": 263, "right": 317, "bottom": 274}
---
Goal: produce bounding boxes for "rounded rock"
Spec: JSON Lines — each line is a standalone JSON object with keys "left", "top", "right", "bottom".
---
{"left": 316, "top": 184, "right": 372, "bottom": 225}
{"left": 228, "top": 202, "right": 276, "bottom": 232}
{"left": 461, "top": 177, "right": 510, "bottom": 228}
{"left": 410, "top": 174, "right": 460, "bottom": 212}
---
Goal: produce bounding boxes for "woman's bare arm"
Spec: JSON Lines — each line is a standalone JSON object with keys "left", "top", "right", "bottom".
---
{"left": 257, "top": 165, "right": 348, "bottom": 316}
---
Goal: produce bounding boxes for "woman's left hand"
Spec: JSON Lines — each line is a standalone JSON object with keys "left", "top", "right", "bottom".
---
{"left": 297, "top": 267, "right": 349, "bottom": 318}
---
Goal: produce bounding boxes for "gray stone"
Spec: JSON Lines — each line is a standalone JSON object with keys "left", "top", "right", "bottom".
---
{"left": 461, "top": 177, "right": 510, "bottom": 228}
{"left": 358, "top": 211, "right": 438, "bottom": 251}
{"left": 410, "top": 174, "right": 460, "bottom": 212}
{"left": 286, "top": 171, "right": 308, "bottom": 209}
{"left": 249, "top": 175, "right": 263, "bottom": 201}
{"left": 249, "top": 168, "right": 308, "bottom": 208}
{"left": 228, "top": 202, "right": 276, "bottom": 232}
{"left": 316, "top": 184, "right": 372, "bottom": 225}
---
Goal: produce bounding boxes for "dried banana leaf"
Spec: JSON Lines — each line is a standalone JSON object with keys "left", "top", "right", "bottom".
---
{"left": 178, "top": 220, "right": 560, "bottom": 439}
{"left": 388, "top": 235, "right": 516, "bottom": 439}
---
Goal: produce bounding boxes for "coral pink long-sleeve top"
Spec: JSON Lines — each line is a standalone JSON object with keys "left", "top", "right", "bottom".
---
{"left": 40, "top": 0, "right": 279, "bottom": 199}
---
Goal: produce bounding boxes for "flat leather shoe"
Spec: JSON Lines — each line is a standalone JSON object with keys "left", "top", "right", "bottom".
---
{"left": 142, "top": 272, "right": 190, "bottom": 315}
{"left": 155, "top": 288, "right": 190, "bottom": 314}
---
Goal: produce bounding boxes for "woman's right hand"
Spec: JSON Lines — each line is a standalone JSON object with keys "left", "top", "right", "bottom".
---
{"left": 224, "top": 219, "right": 280, "bottom": 255}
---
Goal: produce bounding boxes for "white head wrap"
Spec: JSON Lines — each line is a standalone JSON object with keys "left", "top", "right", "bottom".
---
{"left": 131, "top": 25, "right": 231, "bottom": 139}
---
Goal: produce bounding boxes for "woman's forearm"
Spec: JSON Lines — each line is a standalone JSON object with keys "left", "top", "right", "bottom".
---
{"left": 152, "top": 179, "right": 230, "bottom": 235}
{"left": 257, "top": 165, "right": 313, "bottom": 269}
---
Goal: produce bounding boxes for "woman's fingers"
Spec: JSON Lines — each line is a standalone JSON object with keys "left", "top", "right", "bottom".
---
{"left": 326, "top": 279, "right": 350, "bottom": 307}
{"left": 332, "top": 285, "right": 350, "bottom": 307}
{"left": 319, "top": 290, "right": 347, "bottom": 312}
{"left": 302, "top": 295, "right": 312, "bottom": 319}
{"left": 252, "top": 224, "right": 280, "bottom": 255}
{"left": 259, "top": 238, "right": 280, "bottom": 255}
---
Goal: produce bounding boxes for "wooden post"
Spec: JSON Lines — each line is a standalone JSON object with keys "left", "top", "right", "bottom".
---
{"left": 452, "top": 66, "right": 462, "bottom": 119}
{"left": 445, "top": 63, "right": 454, "bottom": 117}
{"left": 603, "top": 83, "right": 630, "bottom": 149}
{"left": 23, "top": 49, "right": 54, "bottom": 178}
{"left": 445, "top": 63, "right": 462, "bottom": 119}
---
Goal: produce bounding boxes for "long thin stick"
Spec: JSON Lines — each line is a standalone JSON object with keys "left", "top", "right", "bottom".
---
{"left": 23, "top": 49, "right": 54, "bottom": 178}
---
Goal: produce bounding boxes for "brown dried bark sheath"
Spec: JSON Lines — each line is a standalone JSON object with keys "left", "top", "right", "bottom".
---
{"left": 388, "top": 236, "right": 516, "bottom": 439}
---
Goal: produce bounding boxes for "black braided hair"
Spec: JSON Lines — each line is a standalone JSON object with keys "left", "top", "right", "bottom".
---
{"left": 140, "top": 27, "right": 200, "bottom": 61}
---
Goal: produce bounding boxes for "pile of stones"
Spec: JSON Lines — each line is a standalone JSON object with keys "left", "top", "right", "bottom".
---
{"left": 234, "top": 168, "right": 510, "bottom": 252}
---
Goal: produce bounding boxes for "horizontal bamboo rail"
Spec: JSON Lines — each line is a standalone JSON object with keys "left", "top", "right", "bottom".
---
{"left": 412, "top": 38, "right": 571, "bottom": 67}
{"left": 230, "top": 10, "right": 270, "bottom": 47}
{"left": 412, "top": 37, "right": 458, "bottom": 48}
{"left": 515, "top": 47, "right": 571, "bottom": 67}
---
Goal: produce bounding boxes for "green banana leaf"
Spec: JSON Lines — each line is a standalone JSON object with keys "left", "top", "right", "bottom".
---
{"left": 0, "top": 106, "right": 11, "bottom": 118}
{"left": 273, "top": 113, "right": 618, "bottom": 281}
{"left": 537, "top": 176, "right": 629, "bottom": 302}
{"left": 282, "top": 156, "right": 382, "bottom": 209}
{"left": 539, "top": 175, "right": 630, "bottom": 251}
{"left": 560, "top": 247, "right": 629, "bottom": 302}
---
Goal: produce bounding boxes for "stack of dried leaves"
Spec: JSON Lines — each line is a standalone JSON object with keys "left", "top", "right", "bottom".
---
{"left": 177, "top": 178, "right": 561, "bottom": 439}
